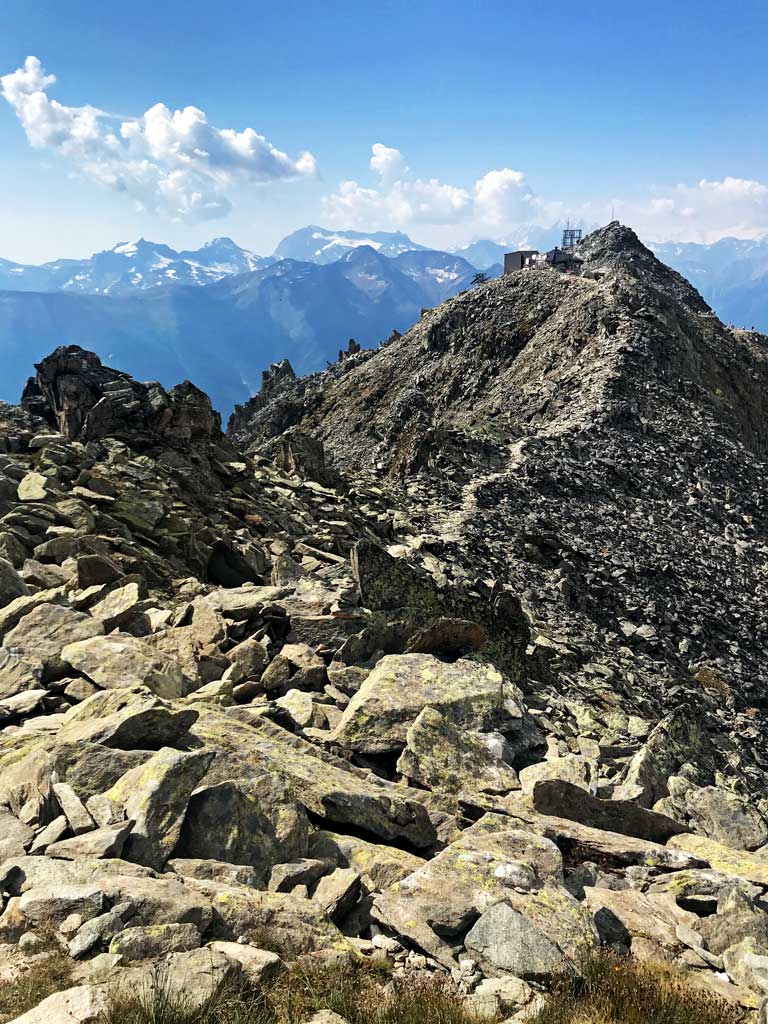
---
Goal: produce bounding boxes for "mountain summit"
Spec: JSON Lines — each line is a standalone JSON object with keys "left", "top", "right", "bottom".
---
{"left": 230, "top": 222, "right": 768, "bottom": 733}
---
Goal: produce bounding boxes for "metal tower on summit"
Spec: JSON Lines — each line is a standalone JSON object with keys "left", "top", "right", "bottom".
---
{"left": 561, "top": 226, "right": 582, "bottom": 250}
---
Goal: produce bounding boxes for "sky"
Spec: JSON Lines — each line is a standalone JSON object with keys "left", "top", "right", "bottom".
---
{"left": 1, "top": 0, "right": 768, "bottom": 263}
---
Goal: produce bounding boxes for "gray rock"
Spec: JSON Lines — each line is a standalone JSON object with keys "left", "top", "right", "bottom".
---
{"left": 45, "top": 821, "right": 133, "bottom": 860}
{"left": 189, "top": 709, "right": 436, "bottom": 848}
{"left": 61, "top": 634, "right": 188, "bottom": 699}
{"left": 0, "top": 556, "right": 28, "bottom": 606}
{"left": 685, "top": 786, "right": 768, "bottom": 852}
{"left": 373, "top": 826, "right": 563, "bottom": 966}
{"left": 0, "top": 646, "right": 44, "bottom": 700}
{"left": 308, "top": 831, "right": 425, "bottom": 890}
{"left": 28, "top": 814, "right": 68, "bottom": 854}
{"left": 68, "top": 909, "right": 125, "bottom": 959}
{"left": 4, "top": 604, "right": 104, "bottom": 681}
{"left": 312, "top": 868, "right": 361, "bottom": 922}
{"left": 89, "top": 582, "right": 144, "bottom": 632}
{"left": 52, "top": 783, "right": 95, "bottom": 836}
{"left": 465, "top": 902, "right": 566, "bottom": 979}
{"left": 0, "top": 808, "right": 33, "bottom": 860}
{"left": 103, "top": 747, "right": 212, "bottom": 869}
{"left": 519, "top": 755, "right": 596, "bottom": 796}
{"left": 110, "top": 922, "right": 201, "bottom": 960}
{"left": 57, "top": 687, "right": 198, "bottom": 750}
{"left": 397, "top": 705, "right": 519, "bottom": 796}
{"left": 530, "top": 779, "right": 687, "bottom": 843}
{"left": 1, "top": 983, "right": 109, "bottom": 1024}
{"left": 208, "top": 942, "right": 284, "bottom": 985}
{"left": 331, "top": 654, "right": 525, "bottom": 755}
{"left": 187, "top": 878, "right": 354, "bottom": 956}
{"left": 110, "top": 948, "right": 238, "bottom": 1012}
{"left": 175, "top": 774, "right": 309, "bottom": 884}
{"left": 19, "top": 884, "right": 106, "bottom": 927}
{"left": 269, "top": 859, "right": 332, "bottom": 893}
{"left": 167, "top": 858, "right": 262, "bottom": 889}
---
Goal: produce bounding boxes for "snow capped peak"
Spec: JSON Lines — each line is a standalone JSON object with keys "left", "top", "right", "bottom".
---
{"left": 204, "top": 236, "right": 240, "bottom": 250}
{"left": 112, "top": 241, "right": 138, "bottom": 255}
{"left": 274, "top": 226, "right": 428, "bottom": 264}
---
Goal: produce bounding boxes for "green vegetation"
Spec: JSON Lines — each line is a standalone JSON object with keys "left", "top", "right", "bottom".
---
{"left": 529, "top": 952, "right": 747, "bottom": 1024}
{"left": 0, "top": 947, "right": 73, "bottom": 1024}
{"left": 103, "top": 959, "right": 487, "bottom": 1024}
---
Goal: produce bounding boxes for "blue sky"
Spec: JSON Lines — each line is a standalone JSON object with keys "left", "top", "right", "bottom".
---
{"left": 2, "top": 0, "right": 767, "bottom": 262}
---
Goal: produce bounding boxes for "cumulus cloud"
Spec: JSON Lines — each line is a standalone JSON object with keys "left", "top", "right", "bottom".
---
{"left": 325, "top": 145, "right": 768, "bottom": 247}
{"left": 612, "top": 177, "right": 768, "bottom": 243}
{"left": 1, "top": 56, "right": 317, "bottom": 222}
{"left": 370, "top": 143, "right": 406, "bottom": 182}
{"left": 324, "top": 145, "right": 545, "bottom": 243}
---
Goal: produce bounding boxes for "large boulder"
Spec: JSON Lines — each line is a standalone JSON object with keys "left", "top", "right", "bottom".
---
{"left": 0, "top": 646, "right": 44, "bottom": 700}
{"left": 103, "top": 747, "right": 213, "bottom": 869}
{"left": 668, "top": 834, "right": 768, "bottom": 886}
{"left": 0, "top": 809, "right": 33, "bottom": 860}
{"left": 531, "top": 780, "right": 687, "bottom": 844}
{"left": 56, "top": 687, "right": 198, "bottom": 749}
{"left": 464, "top": 902, "right": 566, "bottom": 980}
{"left": 189, "top": 708, "right": 436, "bottom": 848}
{"left": 330, "top": 654, "right": 526, "bottom": 755}
{"left": 583, "top": 887, "right": 699, "bottom": 953}
{"left": 109, "top": 948, "right": 237, "bottom": 1012}
{"left": 684, "top": 786, "right": 768, "bottom": 852}
{"left": 3, "top": 984, "right": 109, "bottom": 1024}
{"left": 396, "top": 706, "right": 519, "bottom": 796}
{"left": 186, "top": 878, "right": 355, "bottom": 956}
{"left": 4, "top": 604, "right": 103, "bottom": 679}
{"left": 0, "top": 556, "right": 28, "bottom": 607}
{"left": 495, "top": 805, "right": 702, "bottom": 871}
{"left": 175, "top": 774, "right": 309, "bottom": 884}
{"left": 308, "top": 831, "right": 425, "bottom": 891}
{"left": 698, "top": 887, "right": 768, "bottom": 956}
{"left": 61, "top": 634, "right": 189, "bottom": 699}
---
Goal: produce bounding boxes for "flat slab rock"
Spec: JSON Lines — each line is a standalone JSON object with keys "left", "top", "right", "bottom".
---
{"left": 4, "top": 983, "right": 109, "bottom": 1024}
{"left": 490, "top": 804, "right": 703, "bottom": 870}
{"left": 530, "top": 779, "right": 687, "bottom": 844}
{"left": 668, "top": 833, "right": 768, "bottom": 885}
{"left": 330, "top": 653, "right": 525, "bottom": 755}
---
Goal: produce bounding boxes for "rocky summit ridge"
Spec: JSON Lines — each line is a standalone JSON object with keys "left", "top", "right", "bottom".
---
{"left": 0, "top": 223, "right": 766, "bottom": 1019}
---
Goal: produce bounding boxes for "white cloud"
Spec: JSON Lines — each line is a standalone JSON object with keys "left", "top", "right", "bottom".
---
{"left": 370, "top": 143, "right": 406, "bottom": 182}
{"left": 325, "top": 145, "right": 768, "bottom": 248}
{"left": 324, "top": 145, "right": 544, "bottom": 244}
{"left": 1, "top": 56, "right": 317, "bottom": 223}
{"left": 612, "top": 177, "right": 768, "bottom": 243}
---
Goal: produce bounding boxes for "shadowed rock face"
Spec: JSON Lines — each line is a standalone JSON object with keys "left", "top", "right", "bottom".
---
{"left": 21, "top": 345, "right": 220, "bottom": 444}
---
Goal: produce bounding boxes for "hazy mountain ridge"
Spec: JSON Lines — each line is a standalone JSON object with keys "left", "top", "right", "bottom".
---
{"left": 0, "top": 237, "right": 272, "bottom": 295}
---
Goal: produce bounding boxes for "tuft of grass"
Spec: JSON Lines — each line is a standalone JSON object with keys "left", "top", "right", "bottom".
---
{"left": 104, "top": 957, "right": 489, "bottom": 1024}
{"left": 0, "top": 948, "right": 73, "bottom": 1024}
{"left": 529, "top": 951, "right": 747, "bottom": 1024}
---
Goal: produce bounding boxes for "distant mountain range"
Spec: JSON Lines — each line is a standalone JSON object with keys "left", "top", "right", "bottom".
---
{"left": 1, "top": 226, "right": 766, "bottom": 417}
{"left": 0, "top": 245, "right": 479, "bottom": 416}
{"left": 273, "top": 226, "right": 428, "bottom": 264}
{"left": 0, "top": 237, "right": 270, "bottom": 295}
{"left": 651, "top": 237, "right": 768, "bottom": 332}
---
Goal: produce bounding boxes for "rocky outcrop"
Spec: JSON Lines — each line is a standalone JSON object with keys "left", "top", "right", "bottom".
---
{"left": 0, "top": 225, "right": 767, "bottom": 1019}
